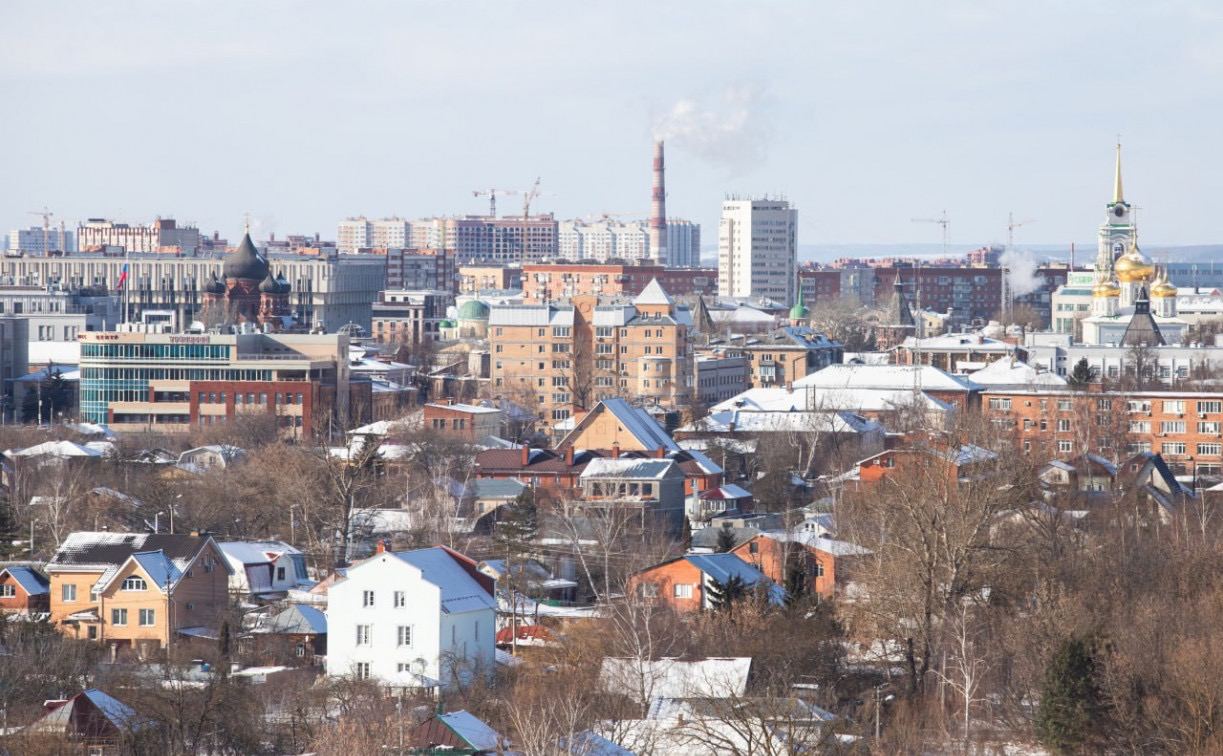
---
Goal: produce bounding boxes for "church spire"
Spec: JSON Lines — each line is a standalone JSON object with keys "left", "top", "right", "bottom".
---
{"left": 1113, "top": 140, "right": 1125, "bottom": 205}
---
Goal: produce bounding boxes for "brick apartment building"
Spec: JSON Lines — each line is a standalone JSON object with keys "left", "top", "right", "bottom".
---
{"left": 522, "top": 262, "right": 717, "bottom": 304}
{"left": 489, "top": 279, "right": 691, "bottom": 421}
{"left": 982, "top": 387, "right": 1223, "bottom": 479}
{"left": 459, "top": 265, "right": 522, "bottom": 294}
{"left": 872, "top": 266, "right": 1003, "bottom": 322}
{"left": 370, "top": 289, "right": 453, "bottom": 346}
{"left": 383, "top": 248, "right": 455, "bottom": 292}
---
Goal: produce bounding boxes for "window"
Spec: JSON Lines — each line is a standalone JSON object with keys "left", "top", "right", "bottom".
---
{"left": 276, "top": 567, "right": 286, "bottom": 581}
{"left": 121, "top": 576, "right": 147, "bottom": 591}
{"left": 355, "top": 662, "right": 370, "bottom": 680}
{"left": 362, "top": 590, "right": 375, "bottom": 608}
{"left": 398, "top": 625, "right": 413, "bottom": 647}
{"left": 139, "top": 608, "right": 155, "bottom": 626}
{"left": 111, "top": 608, "right": 128, "bottom": 626}
{"left": 1163, "top": 400, "right": 1186, "bottom": 414}
{"left": 1057, "top": 399, "right": 1073, "bottom": 412}
{"left": 1128, "top": 400, "right": 1151, "bottom": 413}
{"left": 1129, "top": 421, "right": 1150, "bottom": 434}
{"left": 1057, "top": 419, "right": 1071, "bottom": 432}
{"left": 1097, "top": 399, "right": 1112, "bottom": 411}
{"left": 1198, "top": 443, "right": 1223, "bottom": 457}
{"left": 62, "top": 584, "right": 76, "bottom": 602}
{"left": 0, "top": 585, "right": 14, "bottom": 598}
{"left": 1163, "top": 442, "right": 1188, "bottom": 455}
{"left": 1058, "top": 440, "right": 1074, "bottom": 453}
{"left": 355, "top": 624, "right": 371, "bottom": 645}
{"left": 1200, "top": 422, "right": 1221, "bottom": 435}
{"left": 1161, "top": 421, "right": 1186, "bottom": 434}
{"left": 987, "top": 398, "right": 1011, "bottom": 411}
{"left": 673, "top": 584, "right": 693, "bottom": 599}
{"left": 1199, "top": 401, "right": 1223, "bottom": 414}
{"left": 394, "top": 591, "right": 405, "bottom": 608}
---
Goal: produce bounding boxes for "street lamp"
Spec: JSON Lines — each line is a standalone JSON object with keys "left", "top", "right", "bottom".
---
{"left": 155, "top": 511, "right": 165, "bottom": 534}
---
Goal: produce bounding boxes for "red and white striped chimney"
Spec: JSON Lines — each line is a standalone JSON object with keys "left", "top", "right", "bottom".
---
{"left": 648, "top": 140, "right": 667, "bottom": 264}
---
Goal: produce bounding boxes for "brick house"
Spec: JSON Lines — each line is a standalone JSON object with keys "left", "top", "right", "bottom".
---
{"left": 729, "top": 532, "right": 870, "bottom": 599}
{"left": 46, "top": 532, "right": 232, "bottom": 659}
{"left": 629, "top": 553, "right": 782, "bottom": 612}
{"left": 423, "top": 401, "right": 504, "bottom": 441}
{"left": 0, "top": 565, "right": 50, "bottom": 614}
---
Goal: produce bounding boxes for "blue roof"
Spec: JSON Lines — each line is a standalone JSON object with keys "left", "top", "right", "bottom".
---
{"left": 682, "top": 553, "right": 786, "bottom": 604}
{"left": 3, "top": 566, "right": 49, "bottom": 595}
{"left": 131, "top": 550, "right": 182, "bottom": 590}
{"left": 81, "top": 689, "right": 144, "bottom": 730}
{"left": 471, "top": 478, "right": 527, "bottom": 499}
{"left": 264, "top": 604, "right": 327, "bottom": 635}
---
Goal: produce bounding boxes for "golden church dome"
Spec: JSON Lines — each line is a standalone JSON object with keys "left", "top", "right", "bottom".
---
{"left": 1093, "top": 279, "right": 1121, "bottom": 298}
{"left": 1114, "top": 244, "right": 1155, "bottom": 283}
{"left": 1151, "top": 270, "right": 1178, "bottom": 298}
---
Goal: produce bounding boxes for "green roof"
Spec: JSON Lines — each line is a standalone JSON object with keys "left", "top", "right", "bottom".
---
{"left": 789, "top": 303, "right": 810, "bottom": 319}
{"left": 457, "top": 300, "right": 490, "bottom": 320}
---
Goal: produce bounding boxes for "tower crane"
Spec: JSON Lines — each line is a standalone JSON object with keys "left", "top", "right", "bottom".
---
{"left": 26, "top": 207, "right": 54, "bottom": 255}
{"left": 911, "top": 210, "right": 950, "bottom": 257}
{"left": 521, "top": 177, "right": 543, "bottom": 219}
{"left": 472, "top": 188, "right": 517, "bottom": 218}
{"left": 1007, "top": 212, "right": 1035, "bottom": 249}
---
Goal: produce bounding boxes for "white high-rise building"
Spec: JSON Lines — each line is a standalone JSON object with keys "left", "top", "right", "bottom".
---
{"left": 664, "top": 220, "right": 701, "bottom": 268}
{"left": 337, "top": 217, "right": 411, "bottom": 252}
{"left": 556, "top": 218, "right": 700, "bottom": 265}
{"left": 7, "top": 226, "right": 76, "bottom": 254}
{"left": 718, "top": 199, "right": 797, "bottom": 302}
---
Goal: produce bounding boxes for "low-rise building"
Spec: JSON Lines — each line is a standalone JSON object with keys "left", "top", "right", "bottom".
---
{"left": 730, "top": 531, "right": 870, "bottom": 599}
{"left": 734, "top": 327, "right": 842, "bottom": 389}
{"left": 423, "top": 401, "right": 504, "bottom": 441}
{"left": 0, "top": 565, "right": 50, "bottom": 614}
{"left": 576, "top": 458, "right": 687, "bottom": 537}
{"left": 218, "top": 540, "right": 312, "bottom": 600}
{"left": 370, "top": 289, "right": 453, "bottom": 346}
{"left": 692, "top": 353, "right": 750, "bottom": 406}
{"left": 325, "top": 544, "right": 496, "bottom": 690}
{"left": 629, "top": 553, "right": 782, "bottom": 612}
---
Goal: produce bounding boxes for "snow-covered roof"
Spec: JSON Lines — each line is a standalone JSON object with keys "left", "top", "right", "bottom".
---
{"left": 969, "top": 358, "right": 1068, "bottom": 388}
{"left": 710, "top": 387, "right": 803, "bottom": 413}
{"left": 793, "top": 363, "right": 980, "bottom": 392}
{"left": 599, "top": 656, "right": 752, "bottom": 701}
{"left": 580, "top": 458, "right": 676, "bottom": 480}
{"left": 680, "top": 409, "right": 880, "bottom": 435}
{"left": 759, "top": 530, "right": 872, "bottom": 556}
{"left": 633, "top": 278, "right": 675, "bottom": 307}
{"left": 488, "top": 304, "right": 574, "bottom": 327}
{"left": 6, "top": 440, "right": 103, "bottom": 459}
{"left": 670, "top": 448, "right": 722, "bottom": 475}
{"left": 258, "top": 604, "right": 327, "bottom": 635}
{"left": 27, "top": 339, "right": 80, "bottom": 366}
{"left": 683, "top": 553, "right": 775, "bottom": 594}
{"left": 389, "top": 547, "right": 496, "bottom": 615}
{"left": 899, "top": 333, "right": 1017, "bottom": 352}
{"left": 561, "top": 398, "right": 678, "bottom": 452}
{"left": 218, "top": 540, "right": 300, "bottom": 566}
{"left": 27, "top": 689, "right": 145, "bottom": 736}
{"left": 437, "top": 710, "right": 504, "bottom": 751}
{"left": 699, "top": 484, "right": 753, "bottom": 501}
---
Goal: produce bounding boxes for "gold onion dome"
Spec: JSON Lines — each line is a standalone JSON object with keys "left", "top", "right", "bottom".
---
{"left": 1114, "top": 243, "right": 1155, "bottom": 283}
{"left": 1151, "top": 269, "right": 1178, "bottom": 298}
{"left": 1093, "top": 279, "right": 1121, "bottom": 298}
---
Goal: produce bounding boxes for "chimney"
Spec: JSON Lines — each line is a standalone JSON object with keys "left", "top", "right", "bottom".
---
{"left": 648, "top": 141, "right": 668, "bottom": 264}
{"left": 611, "top": 442, "right": 621, "bottom": 459}
{"left": 521, "top": 445, "right": 531, "bottom": 466}
{"left": 655, "top": 446, "right": 665, "bottom": 459}
{"left": 375, "top": 539, "right": 387, "bottom": 555}
{"left": 565, "top": 445, "right": 575, "bottom": 465}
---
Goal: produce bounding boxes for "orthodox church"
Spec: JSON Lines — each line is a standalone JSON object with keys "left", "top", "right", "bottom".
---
{"left": 1080, "top": 144, "right": 1187, "bottom": 347}
{"left": 201, "top": 230, "right": 295, "bottom": 330}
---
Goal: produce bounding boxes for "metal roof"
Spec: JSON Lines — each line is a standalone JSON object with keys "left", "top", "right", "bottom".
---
{"left": 580, "top": 458, "right": 676, "bottom": 480}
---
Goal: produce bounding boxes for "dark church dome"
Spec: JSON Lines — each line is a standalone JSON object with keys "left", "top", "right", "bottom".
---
{"left": 224, "top": 233, "right": 269, "bottom": 281}
{"left": 275, "top": 272, "right": 291, "bottom": 294}
{"left": 204, "top": 272, "right": 225, "bottom": 294}
{"left": 259, "top": 273, "right": 280, "bottom": 293}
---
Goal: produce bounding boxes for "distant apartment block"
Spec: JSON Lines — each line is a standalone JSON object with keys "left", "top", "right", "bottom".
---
{"left": 7, "top": 225, "right": 75, "bottom": 255}
{"left": 557, "top": 218, "right": 700, "bottom": 267}
{"left": 458, "top": 265, "right": 522, "bottom": 294}
{"left": 337, "top": 217, "right": 412, "bottom": 252}
{"left": 411, "top": 216, "right": 558, "bottom": 264}
{"left": 371, "top": 290, "right": 453, "bottom": 346}
{"left": 385, "top": 248, "right": 455, "bottom": 292}
{"left": 77, "top": 218, "right": 201, "bottom": 254}
{"left": 522, "top": 261, "right": 716, "bottom": 303}
{"left": 718, "top": 199, "right": 797, "bottom": 303}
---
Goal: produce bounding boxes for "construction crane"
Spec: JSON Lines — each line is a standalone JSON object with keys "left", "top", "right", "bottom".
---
{"left": 26, "top": 207, "right": 54, "bottom": 255}
{"left": 472, "top": 188, "right": 517, "bottom": 218}
{"left": 1007, "top": 212, "right": 1036, "bottom": 249}
{"left": 521, "top": 177, "right": 543, "bottom": 219}
{"left": 911, "top": 210, "right": 950, "bottom": 257}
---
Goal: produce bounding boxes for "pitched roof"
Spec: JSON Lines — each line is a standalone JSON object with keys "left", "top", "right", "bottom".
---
{"left": 580, "top": 458, "right": 677, "bottom": 480}
{"left": 1121, "top": 288, "right": 1166, "bottom": 346}
{"left": 558, "top": 398, "right": 678, "bottom": 452}
{"left": 259, "top": 604, "right": 327, "bottom": 635}
{"left": 437, "top": 710, "right": 503, "bottom": 751}
{"left": 218, "top": 540, "right": 300, "bottom": 566}
{"left": 633, "top": 278, "right": 675, "bottom": 307}
{"left": 793, "top": 363, "right": 980, "bottom": 392}
{"left": 25, "top": 689, "right": 145, "bottom": 737}
{"left": 0, "top": 565, "right": 49, "bottom": 595}
{"left": 683, "top": 553, "right": 772, "bottom": 587}
{"left": 129, "top": 550, "right": 183, "bottom": 590}
{"left": 48, "top": 532, "right": 224, "bottom": 591}
{"left": 600, "top": 656, "right": 752, "bottom": 701}
{"left": 389, "top": 547, "right": 497, "bottom": 614}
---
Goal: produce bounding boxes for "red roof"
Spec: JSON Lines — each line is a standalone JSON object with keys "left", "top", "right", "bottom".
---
{"left": 495, "top": 624, "right": 555, "bottom": 644}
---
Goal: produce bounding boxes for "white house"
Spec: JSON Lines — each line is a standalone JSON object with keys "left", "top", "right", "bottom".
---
{"left": 217, "top": 540, "right": 312, "bottom": 599}
{"left": 325, "top": 545, "right": 496, "bottom": 691}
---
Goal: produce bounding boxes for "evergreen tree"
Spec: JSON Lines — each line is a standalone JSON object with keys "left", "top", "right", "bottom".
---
{"left": 706, "top": 574, "right": 747, "bottom": 612}
{"left": 21, "top": 365, "right": 72, "bottom": 423}
{"left": 784, "top": 549, "right": 811, "bottom": 604}
{"left": 715, "top": 527, "right": 737, "bottom": 553}
{"left": 1036, "top": 637, "right": 1105, "bottom": 754}
{"left": 1067, "top": 358, "right": 1094, "bottom": 389}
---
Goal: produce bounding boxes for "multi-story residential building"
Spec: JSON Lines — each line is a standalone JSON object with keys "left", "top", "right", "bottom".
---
{"left": 732, "top": 327, "right": 842, "bottom": 389}
{"left": 522, "top": 261, "right": 717, "bottom": 303}
{"left": 77, "top": 218, "right": 201, "bottom": 254}
{"left": 412, "top": 216, "right": 558, "bottom": 264}
{"left": 718, "top": 199, "right": 797, "bottom": 303}
{"left": 337, "top": 217, "right": 412, "bottom": 252}
{"left": 872, "top": 266, "right": 1003, "bottom": 324}
{"left": 556, "top": 218, "right": 701, "bottom": 267}
{"left": 217, "top": 540, "right": 312, "bottom": 600}
{"left": 78, "top": 330, "right": 353, "bottom": 437}
{"left": 575, "top": 457, "right": 687, "bottom": 538}
{"left": 488, "top": 279, "right": 692, "bottom": 421}
{"left": 326, "top": 544, "right": 496, "bottom": 689}
{"left": 982, "top": 387, "right": 1223, "bottom": 480}
{"left": 0, "top": 316, "right": 29, "bottom": 419}
{"left": 458, "top": 265, "right": 522, "bottom": 294}
{"left": 894, "top": 333, "right": 1025, "bottom": 372}
{"left": 371, "top": 290, "right": 453, "bottom": 346}
{"left": 46, "top": 531, "right": 231, "bottom": 657}
{"left": 692, "top": 353, "right": 750, "bottom": 406}
{"left": 797, "top": 266, "right": 877, "bottom": 309}
{"left": 385, "top": 248, "right": 454, "bottom": 292}
{"left": 7, "top": 225, "right": 75, "bottom": 254}
{"left": 0, "top": 251, "right": 386, "bottom": 332}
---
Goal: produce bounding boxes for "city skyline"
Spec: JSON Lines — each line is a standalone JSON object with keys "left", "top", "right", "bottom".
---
{"left": 4, "top": 2, "right": 1223, "bottom": 248}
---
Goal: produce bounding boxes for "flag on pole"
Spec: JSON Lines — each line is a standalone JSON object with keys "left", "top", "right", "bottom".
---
{"left": 116, "top": 263, "right": 129, "bottom": 290}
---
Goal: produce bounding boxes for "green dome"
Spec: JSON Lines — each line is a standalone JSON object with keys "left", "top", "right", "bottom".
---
{"left": 438, "top": 319, "right": 457, "bottom": 328}
{"left": 457, "top": 300, "right": 490, "bottom": 320}
{"left": 789, "top": 302, "right": 810, "bottom": 320}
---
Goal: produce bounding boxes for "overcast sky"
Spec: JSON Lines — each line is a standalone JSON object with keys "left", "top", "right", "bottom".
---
{"left": 3, "top": 1, "right": 1223, "bottom": 252}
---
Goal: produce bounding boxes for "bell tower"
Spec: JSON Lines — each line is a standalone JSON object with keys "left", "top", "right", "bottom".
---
{"left": 1096, "top": 141, "right": 1134, "bottom": 280}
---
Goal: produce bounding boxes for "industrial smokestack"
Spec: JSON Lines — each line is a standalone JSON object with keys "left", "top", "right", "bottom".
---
{"left": 649, "top": 140, "right": 667, "bottom": 264}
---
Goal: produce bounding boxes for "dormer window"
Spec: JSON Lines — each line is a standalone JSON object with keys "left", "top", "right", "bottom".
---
{"left": 122, "top": 576, "right": 148, "bottom": 591}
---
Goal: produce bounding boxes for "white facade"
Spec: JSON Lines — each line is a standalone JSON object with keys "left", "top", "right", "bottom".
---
{"left": 7, "top": 226, "right": 76, "bottom": 254}
{"left": 77, "top": 218, "right": 200, "bottom": 254}
{"left": 326, "top": 546, "right": 496, "bottom": 690}
{"left": 557, "top": 219, "right": 700, "bottom": 267}
{"left": 718, "top": 199, "right": 797, "bottom": 302}
{"left": 218, "top": 540, "right": 311, "bottom": 596}
{"left": 339, "top": 217, "right": 412, "bottom": 252}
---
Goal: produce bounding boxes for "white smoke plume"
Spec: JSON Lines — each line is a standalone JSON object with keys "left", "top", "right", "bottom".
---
{"left": 653, "top": 85, "right": 769, "bottom": 175}
{"left": 1000, "top": 247, "right": 1040, "bottom": 297}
